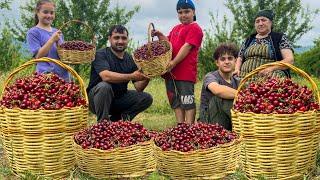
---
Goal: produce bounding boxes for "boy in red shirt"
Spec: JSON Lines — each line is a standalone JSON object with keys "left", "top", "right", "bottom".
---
{"left": 152, "top": 0, "right": 203, "bottom": 124}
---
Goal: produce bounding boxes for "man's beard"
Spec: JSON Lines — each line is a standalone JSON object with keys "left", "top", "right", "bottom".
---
{"left": 111, "top": 45, "right": 126, "bottom": 53}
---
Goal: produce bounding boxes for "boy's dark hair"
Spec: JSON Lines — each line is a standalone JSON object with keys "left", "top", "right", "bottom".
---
{"left": 108, "top": 25, "right": 129, "bottom": 37}
{"left": 213, "top": 43, "right": 239, "bottom": 60}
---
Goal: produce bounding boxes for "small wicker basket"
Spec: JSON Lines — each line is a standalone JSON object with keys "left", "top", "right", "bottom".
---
{"left": 73, "top": 139, "right": 156, "bottom": 179}
{"left": 133, "top": 23, "right": 172, "bottom": 77}
{"left": 154, "top": 137, "right": 242, "bottom": 179}
{"left": 57, "top": 20, "right": 96, "bottom": 64}
{"left": 231, "top": 62, "right": 320, "bottom": 179}
{"left": 0, "top": 57, "right": 89, "bottom": 179}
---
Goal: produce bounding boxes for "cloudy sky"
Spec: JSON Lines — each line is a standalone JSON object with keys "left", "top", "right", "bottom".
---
{"left": 1, "top": 0, "right": 319, "bottom": 46}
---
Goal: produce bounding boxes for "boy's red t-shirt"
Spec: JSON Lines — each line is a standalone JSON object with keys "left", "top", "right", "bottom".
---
{"left": 163, "top": 22, "right": 203, "bottom": 83}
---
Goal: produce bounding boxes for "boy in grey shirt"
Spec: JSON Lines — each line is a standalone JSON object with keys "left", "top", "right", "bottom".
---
{"left": 199, "top": 43, "right": 239, "bottom": 130}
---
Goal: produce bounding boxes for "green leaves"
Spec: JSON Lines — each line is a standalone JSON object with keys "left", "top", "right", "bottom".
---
{"left": 198, "top": 0, "right": 319, "bottom": 79}
{"left": 295, "top": 40, "right": 320, "bottom": 77}
{"left": 0, "top": 26, "right": 26, "bottom": 73}
{"left": 6, "top": 0, "right": 140, "bottom": 78}
{"left": 11, "top": 0, "right": 140, "bottom": 50}
{"left": 198, "top": 12, "right": 240, "bottom": 78}
{"left": 224, "top": 0, "right": 319, "bottom": 44}
{"left": 0, "top": 0, "right": 12, "bottom": 10}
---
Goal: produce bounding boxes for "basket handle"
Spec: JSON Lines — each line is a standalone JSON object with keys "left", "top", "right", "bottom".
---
{"left": 58, "top": 19, "right": 96, "bottom": 46}
{"left": 148, "top": 22, "right": 155, "bottom": 43}
{"left": 146, "top": 23, "right": 156, "bottom": 59}
{"left": 1, "top": 57, "right": 88, "bottom": 104}
{"left": 234, "top": 62, "right": 320, "bottom": 105}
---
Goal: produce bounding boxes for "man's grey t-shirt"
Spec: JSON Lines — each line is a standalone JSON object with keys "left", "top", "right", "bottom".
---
{"left": 199, "top": 70, "right": 239, "bottom": 112}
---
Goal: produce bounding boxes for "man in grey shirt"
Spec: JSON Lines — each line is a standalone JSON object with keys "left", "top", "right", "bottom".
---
{"left": 199, "top": 43, "right": 239, "bottom": 130}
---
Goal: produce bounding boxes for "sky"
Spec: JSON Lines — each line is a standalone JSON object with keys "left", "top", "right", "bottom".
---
{"left": 1, "top": 0, "right": 319, "bottom": 46}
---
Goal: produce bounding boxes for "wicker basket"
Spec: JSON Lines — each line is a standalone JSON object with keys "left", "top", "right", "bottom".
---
{"left": 57, "top": 20, "right": 96, "bottom": 64}
{"left": 317, "top": 110, "right": 320, "bottom": 131}
{"left": 133, "top": 23, "right": 172, "bottom": 77}
{"left": 231, "top": 62, "right": 320, "bottom": 179}
{"left": 0, "top": 57, "right": 89, "bottom": 179}
{"left": 73, "top": 139, "right": 156, "bottom": 179}
{"left": 154, "top": 137, "right": 242, "bottom": 179}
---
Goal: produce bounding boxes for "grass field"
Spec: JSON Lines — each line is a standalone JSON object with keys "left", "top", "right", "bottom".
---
{"left": 0, "top": 72, "right": 319, "bottom": 179}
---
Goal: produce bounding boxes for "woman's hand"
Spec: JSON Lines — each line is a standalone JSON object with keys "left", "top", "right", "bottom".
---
{"left": 233, "top": 69, "right": 240, "bottom": 77}
{"left": 233, "top": 57, "right": 242, "bottom": 77}
{"left": 259, "top": 66, "right": 275, "bottom": 76}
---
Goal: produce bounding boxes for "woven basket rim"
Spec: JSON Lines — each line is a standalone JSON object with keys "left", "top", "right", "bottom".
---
{"left": 231, "top": 109, "right": 318, "bottom": 115}
{"left": 73, "top": 138, "right": 154, "bottom": 153}
{"left": 0, "top": 105, "right": 87, "bottom": 111}
{"left": 57, "top": 46, "right": 96, "bottom": 50}
{"left": 154, "top": 136, "right": 242, "bottom": 155}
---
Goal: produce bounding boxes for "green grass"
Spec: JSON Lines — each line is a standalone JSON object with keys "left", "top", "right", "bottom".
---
{"left": 0, "top": 71, "right": 319, "bottom": 179}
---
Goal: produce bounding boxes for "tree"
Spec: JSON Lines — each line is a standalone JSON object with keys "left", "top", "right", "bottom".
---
{"left": 11, "top": 0, "right": 139, "bottom": 49}
{"left": 0, "top": 0, "right": 12, "bottom": 10}
{"left": 0, "top": 26, "right": 25, "bottom": 73}
{"left": 295, "top": 37, "right": 320, "bottom": 77}
{"left": 198, "top": 0, "right": 319, "bottom": 79}
{"left": 198, "top": 12, "right": 240, "bottom": 78}
{"left": 0, "top": 1, "right": 26, "bottom": 73}
{"left": 314, "top": 37, "right": 320, "bottom": 47}
{"left": 9, "top": 0, "right": 140, "bottom": 78}
{"left": 225, "top": 0, "right": 319, "bottom": 44}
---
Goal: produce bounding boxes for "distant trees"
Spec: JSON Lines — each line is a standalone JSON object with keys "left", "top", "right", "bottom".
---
{"left": 0, "top": 0, "right": 12, "bottom": 10}
{"left": 225, "top": 0, "right": 318, "bottom": 43}
{"left": 295, "top": 38, "right": 320, "bottom": 77}
{"left": 0, "top": 26, "right": 25, "bottom": 73}
{"left": 0, "top": 0, "right": 24, "bottom": 73}
{"left": 198, "top": 0, "right": 319, "bottom": 78}
{"left": 8, "top": 0, "right": 139, "bottom": 77}
{"left": 11, "top": 0, "right": 139, "bottom": 49}
{"left": 198, "top": 13, "right": 240, "bottom": 78}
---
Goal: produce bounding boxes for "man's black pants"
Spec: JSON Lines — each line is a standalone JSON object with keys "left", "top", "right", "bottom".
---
{"left": 88, "top": 81, "right": 153, "bottom": 121}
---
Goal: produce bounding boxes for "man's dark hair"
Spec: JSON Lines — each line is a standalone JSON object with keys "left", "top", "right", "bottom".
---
{"left": 108, "top": 25, "right": 129, "bottom": 37}
{"left": 213, "top": 43, "right": 239, "bottom": 60}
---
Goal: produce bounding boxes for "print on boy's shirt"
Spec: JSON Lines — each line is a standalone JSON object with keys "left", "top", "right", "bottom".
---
{"left": 181, "top": 95, "right": 195, "bottom": 105}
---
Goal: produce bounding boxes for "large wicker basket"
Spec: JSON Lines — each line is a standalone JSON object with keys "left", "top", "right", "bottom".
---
{"left": 231, "top": 62, "right": 320, "bottom": 179}
{"left": 73, "top": 139, "right": 156, "bottom": 179}
{"left": 154, "top": 137, "right": 242, "bottom": 179}
{"left": 0, "top": 58, "right": 89, "bottom": 179}
{"left": 57, "top": 20, "right": 96, "bottom": 64}
{"left": 133, "top": 23, "right": 172, "bottom": 77}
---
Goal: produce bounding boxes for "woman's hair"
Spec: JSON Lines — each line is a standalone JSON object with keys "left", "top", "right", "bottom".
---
{"left": 34, "top": 0, "right": 55, "bottom": 25}
{"left": 213, "top": 43, "right": 239, "bottom": 60}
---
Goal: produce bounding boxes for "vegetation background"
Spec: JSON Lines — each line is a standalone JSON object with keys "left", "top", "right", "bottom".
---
{"left": 0, "top": 0, "right": 319, "bottom": 179}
